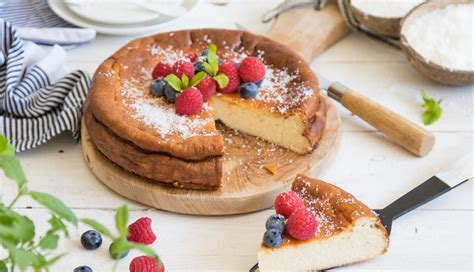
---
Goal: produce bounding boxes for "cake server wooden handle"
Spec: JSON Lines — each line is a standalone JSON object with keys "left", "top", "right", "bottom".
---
{"left": 327, "top": 82, "right": 435, "bottom": 157}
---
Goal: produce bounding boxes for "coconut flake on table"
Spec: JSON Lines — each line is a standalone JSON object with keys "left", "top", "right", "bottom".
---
{"left": 403, "top": 3, "right": 474, "bottom": 71}
{"left": 351, "top": 0, "right": 425, "bottom": 18}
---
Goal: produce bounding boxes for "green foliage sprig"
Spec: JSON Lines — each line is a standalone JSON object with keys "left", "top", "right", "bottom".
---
{"left": 420, "top": 90, "right": 443, "bottom": 125}
{"left": 0, "top": 135, "right": 161, "bottom": 271}
{"left": 202, "top": 44, "right": 228, "bottom": 89}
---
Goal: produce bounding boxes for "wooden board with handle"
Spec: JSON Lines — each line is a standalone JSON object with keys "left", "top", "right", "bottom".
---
{"left": 266, "top": 1, "right": 351, "bottom": 62}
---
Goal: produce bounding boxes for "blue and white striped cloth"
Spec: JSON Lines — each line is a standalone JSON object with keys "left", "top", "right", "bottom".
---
{"left": 0, "top": 19, "right": 90, "bottom": 151}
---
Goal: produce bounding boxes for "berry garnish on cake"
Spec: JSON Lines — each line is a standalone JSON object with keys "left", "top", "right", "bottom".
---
{"left": 257, "top": 175, "right": 389, "bottom": 271}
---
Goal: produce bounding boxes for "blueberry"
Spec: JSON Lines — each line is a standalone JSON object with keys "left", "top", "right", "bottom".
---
{"left": 201, "top": 48, "right": 209, "bottom": 58}
{"left": 265, "top": 214, "right": 286, "bottom": 233}
{"left": 150, "top": 79, "right": 167, "bottom": 97}
{"left": 80, "top": 230, "right": 102, "bottom": 250}
{"left": 164, "top": 84, "right": 177, "bottom": 103}
{"left": 194, "top": 61, "right": 205, "bottom": 73}
{"left": 263, "top": 229, "right": 282, "bottom": 248}
{"left": 235, "top": 62, "right": 241, "bottom": 69}
{"left": 73, "top": 266, "right": 93, "bottom": 272}
{"left": 239, "top": 82, "right": 259, "bottom": 99}
{"left": 109, "top": 241, "right": 129, "bottom": 260}
{"left": 256, "top": 79, "right": 264, "bottom": 87}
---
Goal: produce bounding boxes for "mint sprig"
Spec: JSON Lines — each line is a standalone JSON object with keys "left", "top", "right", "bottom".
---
{"left": 0, "top": 135, "right": 162, "bottom": 271}
{"left": 421, "top": 90, "right": 443, "bottom": 125}
{"left": 165, "top": 71, "right": 206, "bottom": 92}
{"left": 202, "top": 44, "right": 229, "bottom": 89}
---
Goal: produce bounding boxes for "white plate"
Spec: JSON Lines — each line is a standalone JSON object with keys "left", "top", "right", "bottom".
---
{"left": 48, "top": 0, "right": 200, "bottom": 36}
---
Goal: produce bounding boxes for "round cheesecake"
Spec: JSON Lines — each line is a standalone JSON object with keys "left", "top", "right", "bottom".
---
{"left": 84, "top": 29, "right": 327, "bottom": 189}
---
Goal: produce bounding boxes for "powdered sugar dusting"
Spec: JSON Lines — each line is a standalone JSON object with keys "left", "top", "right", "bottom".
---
{"left": 120, "top": 80, "right": 216, "bottom": 140}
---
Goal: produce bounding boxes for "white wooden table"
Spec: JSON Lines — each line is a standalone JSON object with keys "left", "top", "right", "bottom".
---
{"left": 3, "top": 1, "right": 473, "bottom": 271}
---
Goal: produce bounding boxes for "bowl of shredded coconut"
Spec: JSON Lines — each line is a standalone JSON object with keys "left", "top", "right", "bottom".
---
{"left": 350, "top": 0, "right": 425, "bottom": 38}
{"left": 400, "top": 0, "right": 474, "bottom": 85}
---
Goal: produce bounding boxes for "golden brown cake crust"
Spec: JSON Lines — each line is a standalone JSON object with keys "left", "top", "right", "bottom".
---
{"left": 83, "top": 100, "right": 222, "bottom": 189}
{"left": 262, "top": 175, "right": 389, "bottom": 250}
{"left": 89, "top": 29, "right": 325, "bottom": 160}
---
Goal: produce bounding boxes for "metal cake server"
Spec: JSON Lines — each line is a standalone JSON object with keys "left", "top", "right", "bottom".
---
{"left": 250, "top": 155, "right": 472, "bottom": 271}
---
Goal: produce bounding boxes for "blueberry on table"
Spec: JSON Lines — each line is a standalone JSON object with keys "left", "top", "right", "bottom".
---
{"left": 265, "top": 214, "right": 286, "bottom": 233}
{"left": 263, "top": 228, "right": 283, "bottom": 248}
{"left": 80, "top": 230, "right": 102, "bottom": 250}
{"left": 73, "top": 265, "right": 93, "bottom": 272}
{"left": 239, "top": 82, "right": 259, "bottom": 99}
{"left": 150, "top": 79, "right": 167, "bottom": 97}
{"left": 164, "top": 84, "right": 177, "bottom": 103}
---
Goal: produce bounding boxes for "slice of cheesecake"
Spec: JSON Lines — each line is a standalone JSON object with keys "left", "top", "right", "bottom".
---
{"left": 257, "top": 175, "right": 389, "bottom": 271}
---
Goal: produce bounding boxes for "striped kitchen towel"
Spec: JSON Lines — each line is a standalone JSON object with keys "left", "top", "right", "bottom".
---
{"left": 0, "top": 19, "right": 90, "bottom": 151}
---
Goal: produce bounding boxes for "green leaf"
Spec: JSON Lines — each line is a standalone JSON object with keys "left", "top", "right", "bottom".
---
{"left": 29, "top": 191, "right": 77, "bottom": 226}
{"left": 420, "top": 90, "right": 443, "bottom": 125}
{"left": 190, "top": 72, "right": 207, "bottom": 87}
{"left": 109, "top": 237, "right": 133, "bottom": 259}
{"left": 115, "top": 205, "right": 128, "bottom": 237}
{"left": 213, "top": 74, "right": 229, "bottom": 89}
{"left": 43, "top": 253, "right": 68, "bottom": 269}
{"left": 0, "top": 260, "right": 7, "bottom": 272}
{"left": 0, "top": 156, "right": 27, "bottom": 189}
{"left": 49, "top": 215, "right": 69, "bottom": 237}
{"left": 203, "top": 62, "right": 214, "bottom": 76}
{"left": 181, "top": 74, "right": 189, "bottom": 88}
{"left": 0, "top": 135, "right": 15, "bottom": 157}
{"left": 165, "top": 74, "right": 182, "bottom": 91}
{"left": 7, "top": 247, "right": 39, "bottom": 271}
{"left": 39, "top": 233, "right": 59, "bottom": 250}
{"left": 0, "top": 207, "right": 35, "bottom": 242}
{"left": 207, "top": 44, "right": 219, "bottom": 74}
{"left": 81, "top": 218, "right": 114, "bottom": 239}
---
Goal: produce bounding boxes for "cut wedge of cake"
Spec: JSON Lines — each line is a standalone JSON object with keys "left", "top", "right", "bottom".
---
{"left": 258, "top": 175, "right": 389, "bottom": 271}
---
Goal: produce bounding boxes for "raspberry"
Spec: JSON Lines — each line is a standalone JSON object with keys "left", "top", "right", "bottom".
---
{"left": 286, "top": 208, "right": 317, "bottom": 240}
{"left": 127, "top": 217, "right": 156, "bottom": 245}
{"left": 175, "top": 87, "right": 204, "bottom": 115}
{"left": 196, "top": 75, "right": 217, "bottom": 101}
{"left": 274, "top": 191, "right": 304, "bottom": 218}
{"left": 218, "top": 61, "right": 240, "bottom": 93}
{"left": 152, "top": 62, "right": 173, "bottom": 79}
{"left": 186, "top": 52, "right": 199, "bottom": 62}
{"left": 129, "top": 256, "right": 164, "bottom": 272}
{"left": 238, "top": 56, "right": 265, "bottom": 83}
{"left": 173, "top": 60, "right": 194, "bottom": 79}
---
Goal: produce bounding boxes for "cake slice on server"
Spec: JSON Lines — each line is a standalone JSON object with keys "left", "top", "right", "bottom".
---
{"left": 257, "top": 175, "right": 389, "bottom": 271}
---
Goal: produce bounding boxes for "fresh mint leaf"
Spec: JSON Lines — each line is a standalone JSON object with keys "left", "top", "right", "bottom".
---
{"left": 115, "top": 205, "right": 129, "bottom": 237}
{"left": 420, "top": 90, "right": 443, "bottom": 125}
{"left": 165, "top": 74, "right": 182, "bottom": 91}
{"left": 0, "top": 207, "right": 35, "bottom": 242}
{"left": 81, "top": 218, "right": 114, "bottom": 240}
{"left": 181, "top": 74, "right": 189, "bottom": 88}
{"left": 109, "top": 237, "right": 133, "bottom": 259}
{"left": 49, "top": 215, "right": 69, "bottom": 237}
{"left": 203, "top": 62, "right": 214, "bottom": 76}
{"left": 0, "top": 156, "right": 27, "bottom": 189}
{"left": 0, "top": 135, "right": 15, "bottom": 157}
{"left": 0, "top": 261, "right": 7, "bottom": 272}
{"left": 39, "top": 233, "right": 59, "bottom": 250}
{"left": 207, "top": 44, "right": 219, "bottom": 75}
{"left": 29, "top": 191, "right": 78, "bottom": 226}
{"left": 6, "top": 246, "right": 38, "bottom": 271}
{"left": 213, "top": 74, "right": 229, "bottom": 89}
{"left": 131, "top": 242, "right": 160, "bottom": 260}
{"left": 190, "top": 72, "right": 207, "bottom": 87}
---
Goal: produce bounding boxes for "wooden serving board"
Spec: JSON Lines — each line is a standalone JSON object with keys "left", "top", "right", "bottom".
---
{"left": 81, "top": 96, "right": 341, "bottom": 215}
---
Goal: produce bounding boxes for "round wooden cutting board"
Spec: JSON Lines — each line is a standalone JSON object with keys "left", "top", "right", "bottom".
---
{"left": 81, "top": 97, "right": 341, "bottom": 215}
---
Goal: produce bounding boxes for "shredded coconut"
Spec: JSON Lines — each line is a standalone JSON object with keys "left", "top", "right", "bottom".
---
{"left": 351, "top": 0, "right": 425, "bottom": 18}
{"left": 403, "top": 3, "right": 474, "bottom": 71}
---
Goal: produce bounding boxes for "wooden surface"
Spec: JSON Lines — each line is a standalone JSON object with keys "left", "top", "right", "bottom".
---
{"left": 266, "top": 1, "right": 350, "bottom": 62}
{"left": 331, "top": 83, "right": 435, "bottom": 157}
{"left": 4, "top": 1, "right": 473, "bottom": 271}
{"left": 399, "top": 0, "right": 474, "bottom": 86}
{"left": 81, "top": 97, "right": 341, "bottom": 215}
